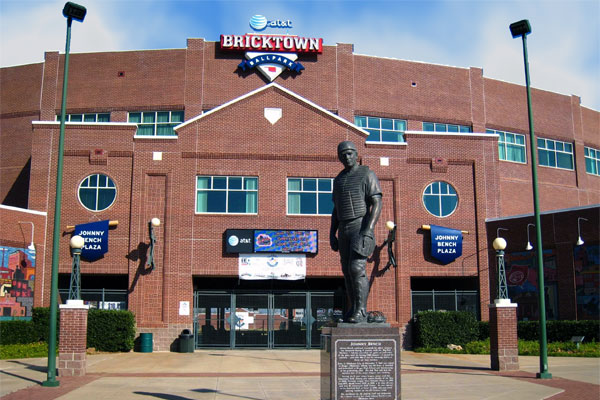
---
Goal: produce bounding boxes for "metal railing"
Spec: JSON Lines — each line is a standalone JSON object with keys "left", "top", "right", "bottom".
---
{"left": 411, "top": 290, "right": 479, "bottom": 318}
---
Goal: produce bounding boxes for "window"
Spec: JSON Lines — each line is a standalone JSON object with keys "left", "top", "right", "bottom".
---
{"left": 287, "top": 178, "right": 333, "bottom": 215}
{"left": 78, "top": 174, "right": 116, "bottom": 212}
{"left": 196, "top": 176, "right": 258, "bottom": 214}
{"left": 57, "top": 113, "right": 110, "bottom": 122}
{"left": 423, "top": 181, "right": 458, "bottom": 217}
{"left": 537, "top": 138, "right": 574, "bottom": 170}
{"left": 585, "top": 147, "right": 600, "bottom": 176}
{"left": 486, "top": 129, "right": 526, "bottom": 163}
{"left": 128, "top": 111, "right": 184, "bottom": 136}
{"left": 354, "top": 116, "right": 406, "bottom": 143}
{"left": 423, "top": 122, "right": 472, "bottom": 133}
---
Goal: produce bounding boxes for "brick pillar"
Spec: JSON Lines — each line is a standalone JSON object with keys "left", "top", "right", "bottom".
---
{"left": 489, "top": 299, "right": 519, "bottom": 371}
{"left": 58, "top": 300, "right": 89, "bottom": 377}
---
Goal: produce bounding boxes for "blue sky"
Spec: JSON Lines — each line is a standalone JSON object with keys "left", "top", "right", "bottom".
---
{"left": 1, "top": 0, "right": 598, "bottom": 110}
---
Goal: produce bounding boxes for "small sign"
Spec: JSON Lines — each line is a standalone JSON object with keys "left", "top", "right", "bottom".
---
{"left": 225, "top": 229, "right": 254, "bottom": 253}
{"left": 430, "top": 224, "right": 462, "bottom": 264}
{"left": 239, "top": 253, "right": 306, "bottom": 280}
{"left": 73, "top": 220, "right": 110, "bottom": 261}
{"left": 179, "top": 301, "right": 190, "bottom": 316}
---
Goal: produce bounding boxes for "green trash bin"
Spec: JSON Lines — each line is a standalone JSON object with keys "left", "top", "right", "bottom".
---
{"left": 140, "top": 332, "right": 153, "bottom": 353}
{"left": 179, "top": 329, "right": 194, "bottom": 353}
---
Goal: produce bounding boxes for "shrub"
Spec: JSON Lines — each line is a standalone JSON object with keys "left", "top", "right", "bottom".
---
{"left": 87, "top": 309, "right": 135, "bottom": 352}
{"left": 465, "top": 338, "right": 490, "bottom": 354}
{"left": 518, "top": 320, "right": 599, "bottom": 342}
{"left": 0, "top": 342, "right": 49, "bottom": 359}
{"left": 413, "top": 311, "right": 479, "bottom": 348}
{"left": 32, "top": 307, "right": 59, "bottom": 343}
{"left": 0, "top": 320, "right": 37, "bottom": 345}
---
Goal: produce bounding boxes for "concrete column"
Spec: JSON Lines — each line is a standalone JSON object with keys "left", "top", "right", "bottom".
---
{"left": 58, "top": 300, "right": 89, "bottom": 377}
{"left": 489, "top": 299, "right": 519, "bottom": 371}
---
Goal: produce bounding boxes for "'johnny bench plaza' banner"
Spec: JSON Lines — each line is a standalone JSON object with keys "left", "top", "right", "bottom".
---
{"left": 73, "top": 220, "right": 110, "bottom": 261}
{"left": 430, "top": 224, "right": 463, "bottom": 264}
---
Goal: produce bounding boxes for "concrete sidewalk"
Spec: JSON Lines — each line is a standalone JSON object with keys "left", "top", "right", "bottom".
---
{"left": 1, "top": 350, "right": 598, "bottom": 399}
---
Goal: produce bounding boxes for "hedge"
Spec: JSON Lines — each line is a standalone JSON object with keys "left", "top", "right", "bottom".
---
{"left": 415, "top": 313, "right": 599, "bottom": 349}
{"left": 87, "top": 309, "right": 136, "bottom": 352}
{"left": 413, "top": 311, "right": 479, "bottom": 348}
{"left": 0, "top": 307, "right": 136, "bottom": 352}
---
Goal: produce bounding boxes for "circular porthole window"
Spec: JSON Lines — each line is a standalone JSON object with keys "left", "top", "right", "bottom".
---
{"left": 422, "top": 181, "right": 458, "bottom": 217}
{"left": 78, "top": 174, "right": 116, "bottom": 212}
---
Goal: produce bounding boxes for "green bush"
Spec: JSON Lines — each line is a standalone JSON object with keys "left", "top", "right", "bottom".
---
{"left": 465, "top": 338, "right": 490, "bottom": 354}
{"left": 413, "top": 311, "right": 479, "bottom": 348}
{"left": 0, "top": 320, "right": 37, "bottom": 344}
{"left": 0, "top": 342, "right": 49, "bottom": 359}
{"left": 518, "top": 320, "right": 599, "bottom": 342}
{"left": 477, "top": 321, "right": 489, "bottom": 340}
{"left": 87, "top": 309, "right": 135, "bottom": 352}
{"left": 32, "top": 307, "right": 59, "bottom": 343}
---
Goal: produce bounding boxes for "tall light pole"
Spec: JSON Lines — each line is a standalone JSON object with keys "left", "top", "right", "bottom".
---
{"left": 509, "top": 19, "right": 551, "bottom": 379}
{"left": 43, "top": 2, "right": 86, "bottom": 388}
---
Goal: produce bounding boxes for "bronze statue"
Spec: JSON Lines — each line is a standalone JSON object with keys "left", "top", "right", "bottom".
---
{"left": 330, "top": 141, "right": 382, "bottom": 323}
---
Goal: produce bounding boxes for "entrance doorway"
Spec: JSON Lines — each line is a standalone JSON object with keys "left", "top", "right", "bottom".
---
{"left": 193, "top": 290, "right": 344, "bottom": 349}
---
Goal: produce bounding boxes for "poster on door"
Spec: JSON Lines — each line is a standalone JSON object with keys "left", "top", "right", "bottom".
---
{"left": 238, "top": 254, "right": 306, "bottom": 280}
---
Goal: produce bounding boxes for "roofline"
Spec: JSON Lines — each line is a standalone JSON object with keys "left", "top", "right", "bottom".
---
{"left": 175, "top": 82, "right": 369, "bottom": 137}
{"left": 0, "top": 204, "right": 47, "bottom": 216}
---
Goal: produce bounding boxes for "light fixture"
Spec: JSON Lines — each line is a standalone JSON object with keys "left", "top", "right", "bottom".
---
{"left": 384, "top": 221, "right": 397, "bottom": 270}
{"left": 493, "top": 236, "right": 508, "bottom": 300}
{"left": 147, "top": 218, "right": 161, "bottom": 270}
{"left": 68, "top": 235, "right": 84, "bottom": 301}
{"left": 526, "top": 223, "right": 535, "bottom": 251}
{"left": 63, "top": 2, "right": 86, "bottom": 22}
{"left": 509, "top": 19, "right": 531, "bottom": 38}
{"left": 18, "top": 221, "right": 35, "bottom": 253}
{"left": 577, "top": 217, "right": 588, "bottom": 246}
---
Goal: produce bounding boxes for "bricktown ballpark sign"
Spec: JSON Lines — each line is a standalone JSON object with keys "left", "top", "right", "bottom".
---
{"left": 220, "top": 34, "right": 323, "bottom": 81}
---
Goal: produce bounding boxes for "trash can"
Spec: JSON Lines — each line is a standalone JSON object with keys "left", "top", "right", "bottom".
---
{"left": 179, "top": 329, "right": 194, "bottom": 353}
{"left": 140, "top": 332, "right": 153, "bottom": 353}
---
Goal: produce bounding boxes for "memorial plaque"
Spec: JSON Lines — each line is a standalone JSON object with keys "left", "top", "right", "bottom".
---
{"left": 321, "top": 326, "right": 401, "bottom": 400}
{"left": 335, "top": 339, "right": 397, "bottom": 399}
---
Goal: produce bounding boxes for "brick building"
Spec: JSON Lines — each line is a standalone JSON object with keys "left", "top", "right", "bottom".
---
{"left": 1, "top": 35, "right": 598, "bottom": 350}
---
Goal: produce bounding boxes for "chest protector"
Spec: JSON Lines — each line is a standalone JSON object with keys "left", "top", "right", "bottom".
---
{"left": 334, "top": 166, "right": 370, "bottom": 221}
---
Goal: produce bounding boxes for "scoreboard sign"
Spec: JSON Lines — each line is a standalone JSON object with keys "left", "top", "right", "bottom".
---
{"left": 225, "top": 229, "right": 318, "bottom": 254}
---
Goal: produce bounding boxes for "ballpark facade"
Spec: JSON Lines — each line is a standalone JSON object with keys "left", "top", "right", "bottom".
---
{"left": 1, "top": 30, "right": 598, "bottom": 350}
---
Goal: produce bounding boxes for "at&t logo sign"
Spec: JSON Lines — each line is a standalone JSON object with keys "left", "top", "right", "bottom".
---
{"left": 250, "top": 14, "right": 292, "bottom": 31}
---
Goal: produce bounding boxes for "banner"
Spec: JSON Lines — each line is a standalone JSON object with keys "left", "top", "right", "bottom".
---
{"left": 73, "top": 220, "right": 110, "bottom": 261}
{"left": 430, "top": 224, "right": 462, "bottom": 264}
{"left": 239, "top": 254, "right": 306, "bottom": 280}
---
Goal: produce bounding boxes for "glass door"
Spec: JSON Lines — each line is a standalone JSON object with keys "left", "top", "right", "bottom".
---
{"left": 194, "top": 292, "right": 231, "bottom": 347}
{"left": 272, "top": 293, "right": 307, "bottom": 348}
{"left": 233, "top": 293, "right": 269, "bottom": 347}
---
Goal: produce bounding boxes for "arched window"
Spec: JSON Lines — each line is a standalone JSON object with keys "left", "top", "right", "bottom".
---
{"left": 78, "top": 174, "right": 116, "bottom": 211}
{"left": 423, "top": 181, "right": 458, "bottom": 217}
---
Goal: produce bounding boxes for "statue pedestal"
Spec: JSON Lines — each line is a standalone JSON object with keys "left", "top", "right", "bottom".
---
{"left": 321, "top": 324, "right": 401, "bottom": 400}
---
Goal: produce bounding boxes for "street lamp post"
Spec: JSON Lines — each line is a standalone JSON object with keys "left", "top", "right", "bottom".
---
{"left": 68, "top": 235, "right": 84, "bottom": 300}
{"left": 43, "top": 2, "right": 86, "bottom": 388}
{"left": 509, "top": 19, "right": 551, "bottom": 379}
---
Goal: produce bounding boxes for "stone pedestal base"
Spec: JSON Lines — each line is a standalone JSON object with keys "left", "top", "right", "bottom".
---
{"left": 321, "top": 324, "right": 401, "bottom": 400}
{"left": 58, "top": 300, "right": 89, "bottom": 377}
{"left": 489, "top": 299, "right": 519, "bottom": 371}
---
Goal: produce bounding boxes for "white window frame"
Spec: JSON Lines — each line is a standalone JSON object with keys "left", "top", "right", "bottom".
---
{"left": 584, "top": 146, "right": 600, "bottom": 176}
{"left": 423, "top": 122, "right": 472, "bottom": 133}
{"left": 537, "top": 138, "right": 574, "bottom": 170}
{"left": 422, "top": 181, "right": 458, "bottom": 218}
{"left": 195, "top": 176, "right": 258, "bottom": 215}
{"left": 57, "top": 113, "right": 110, "bottom": 122}
{"left": 354, "top": 116, "right": 407, "bottom": 143}
{"left": 486, "top": 129, "right": 527, "bottom": 164}
{"left": 287, "top": 177, "right": 334, "bottom": 216}
{"left": 77, "top": 173, "right": 117, "bottom": 212}
{"left": 128, "top": 111, "right": 184, "bottom": 136}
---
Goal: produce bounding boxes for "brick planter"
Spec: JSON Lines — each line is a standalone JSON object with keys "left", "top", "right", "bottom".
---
{"left": 489, "top": 299, "right": 519, "bottom": 371}
{"left": 58, "top": 300, "right": 89, "bottom": 377}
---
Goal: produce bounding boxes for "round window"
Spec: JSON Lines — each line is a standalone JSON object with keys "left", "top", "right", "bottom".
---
{"left": 78, "top": 174, "right": 116, "bottom": 212}
{"left": 422, "top": 181, "right": 458, "bottom": 217}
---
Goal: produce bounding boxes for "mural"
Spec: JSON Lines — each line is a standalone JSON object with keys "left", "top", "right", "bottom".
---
{"left": 0, "top": 246, "right": 35, "bottom": 319}
{"left": 505, "top": 249, "right": 558, "bottom": 321}
{"left": 574, "top": 244, "right": 599, "bottom": 320}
